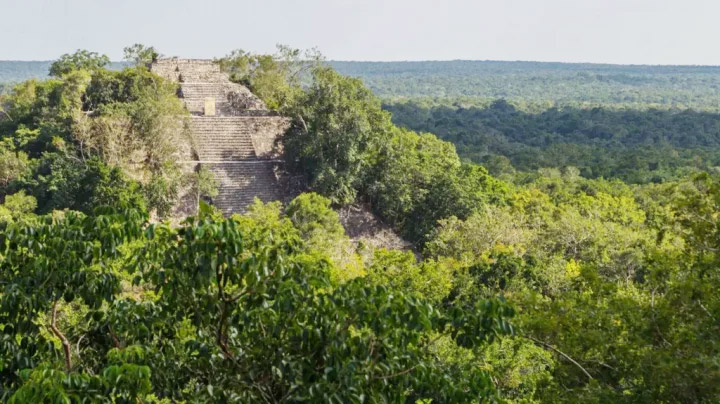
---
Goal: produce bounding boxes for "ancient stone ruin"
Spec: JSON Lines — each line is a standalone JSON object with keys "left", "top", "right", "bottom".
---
{"left": 151, "top": 58, "right": 292, "bottom": 215}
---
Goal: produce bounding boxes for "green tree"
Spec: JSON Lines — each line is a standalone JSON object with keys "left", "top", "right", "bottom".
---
{"left": 286, "top": 67, "right": 394, "bottom": 204}
{"left": 285, "top": 192, "right": 344, "bottom": 241}
{"left": 0, "top": 141, "right": 29, "bottom": 187}
{"left": 365, "top": 248, "right": 453, "bottom": 303}
{"left": 49, "top": 50, "right": 110, "bottom": 77}
{"left": 128, "top": 209, "right": 514, "bottom": 401}
{"left": 285, "top": 193, "right": 364, "bottom": 283}
{"left": 0, "top": 190, "right": 36, "bottom": 224}
{"left": 192, "top": 166, "right": 218, "bottom": 214}
{"left": 0, "top": 207, "right": 146, "bottom": 395}
{"left": 1, "top": 56, "right": 189, "bottom": 217}
{"left": 369, "top": 128, "right": 511, "bottom": 243}
{"left": 217, "top": 44, "right": 322, "bottom": 112}
{"left": 123, "top": 44, "right": 161, "bottom": 67}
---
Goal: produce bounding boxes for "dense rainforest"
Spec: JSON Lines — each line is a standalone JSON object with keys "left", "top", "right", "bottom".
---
{"left": 386, "top": 99, "right": 720, "bottom": 183}
{"left": 330, "top": 60, "right": 720, "bottom": 110}
{"left": 0, "top": 46, "right": 718, "bottom": 403}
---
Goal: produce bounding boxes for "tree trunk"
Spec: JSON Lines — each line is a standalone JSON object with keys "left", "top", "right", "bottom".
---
{"left": 50, "top": 300, "right": 72, "bottom": 371}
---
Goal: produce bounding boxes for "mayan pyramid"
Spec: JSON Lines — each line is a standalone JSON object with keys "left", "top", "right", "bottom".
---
{"left": 151, "top": 58, "right": 291, "bottom": 215}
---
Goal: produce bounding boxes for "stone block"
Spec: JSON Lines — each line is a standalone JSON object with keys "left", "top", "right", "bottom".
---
{"left": 204, "top": 98, "right": 216, "bottom": 116}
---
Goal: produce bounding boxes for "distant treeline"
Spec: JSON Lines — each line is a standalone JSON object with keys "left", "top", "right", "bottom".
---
{"left": 386, "top": 99, "right": 720, "bottom": 182}
{"left": 0, "top": 61, "right": 127, "bottom": 84}
{"left": 331, "top": 60, "right": 720, "bottom": 110}
{"left": 5, "top": 59, "right": 720, "bottom": 109}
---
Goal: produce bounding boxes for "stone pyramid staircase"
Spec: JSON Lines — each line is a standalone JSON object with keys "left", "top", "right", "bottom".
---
{"left": 189, "top": 115, "right": 287, "bottom": 215}
{"left": 181, "top": 82, "right": 265, "bottom": 116}
{"left": 190, "top": 117, "right": 256, "bottom": 161}
{"left": 152, "top": 59, "right": 291, "bottom": 215}
{"left": 204, "top": 161, "right": 285, "bottom": 213}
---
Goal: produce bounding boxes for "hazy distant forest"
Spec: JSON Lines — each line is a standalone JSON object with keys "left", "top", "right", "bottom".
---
{"left": 0, "top": 47, "right": 719, "bottom": 403}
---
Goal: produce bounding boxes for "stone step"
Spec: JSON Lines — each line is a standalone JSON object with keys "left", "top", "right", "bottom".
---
{"left": 184, "top": 103, "right": 270, "bottom": 116}
{"left": 189, "top": 125, "right": 253, "bottom": 130}
{"left": 180, "top": 86, "right": 228, "bottom": 100}
{"left": 190, "top": 116, "right": 286, "bottom": 122}
{"left": 203, "top": 161, "right": 285, "bottom": 214}
{"left": 193, "top": 147, "right": 255, "bottom": 160}
{"left": 190, "top": 127, "right": 259, "bottom": 133}
{"left": 190, "top": 116, "right": 258, "bottom": 161}
{"left": 164, "top": 72, "right": 228, "bottom": 83}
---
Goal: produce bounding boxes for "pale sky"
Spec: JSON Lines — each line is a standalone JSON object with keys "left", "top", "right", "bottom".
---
{"left": 1, "top": 0, "right": 719, "bottom": 65}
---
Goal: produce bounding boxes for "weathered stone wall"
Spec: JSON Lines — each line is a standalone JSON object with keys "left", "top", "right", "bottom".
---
{"left": 152, "top": 59, "right": 269, "bottom": 116}
{"left": 151, "top": 59, "right": 225, "bottom": 83}
{"left": 247, "top": 117, "right": 292, "bottom": 159}
{"left": 180, "top": 82, "right": 267, "bottom": 115}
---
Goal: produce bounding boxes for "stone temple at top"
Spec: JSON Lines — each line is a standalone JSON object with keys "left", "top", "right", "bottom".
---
{"left": 151, "top": 58, "right": 292, "bottom": 215}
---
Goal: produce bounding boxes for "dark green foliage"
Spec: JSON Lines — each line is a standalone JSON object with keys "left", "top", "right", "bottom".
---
{"left": 84, "top": 66, "right": 173, "bottom": 109}
{"left": 278, "top": 64, "right": 510, "bottom": 244}
{"left": 0, "top": 207, "right": 146, "bottom": 398}
{"left": 133, "top": 210, "right": 512, "bottom": 401}
{"left": 0, "top": 206, "right": 514, "bottom": 402}
{"left": 368, "top": 128, "right": 510, "bottom": 243}
{"left": 387, "top": 100, "right": 720, "bottom": 182}
{"left": 10, "top": 154, "right": 145, "bottom": 215}
{"left": 421, "top": 172, "right": 720, "bottom": 402}
{"left": 286, "top": 66, "right": 394, "bottom": 204}
{"left": 74, "top": 158, "right": 147, "bottom": 214}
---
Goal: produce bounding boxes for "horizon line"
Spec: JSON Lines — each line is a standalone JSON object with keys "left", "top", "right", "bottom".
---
{"left": 3, "top": 59, "right": 720, "bottom": 69}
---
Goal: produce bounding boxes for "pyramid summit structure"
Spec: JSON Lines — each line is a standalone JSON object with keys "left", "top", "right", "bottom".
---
{"left": 151, "top": 58, "right": 292, "bottom": 215}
